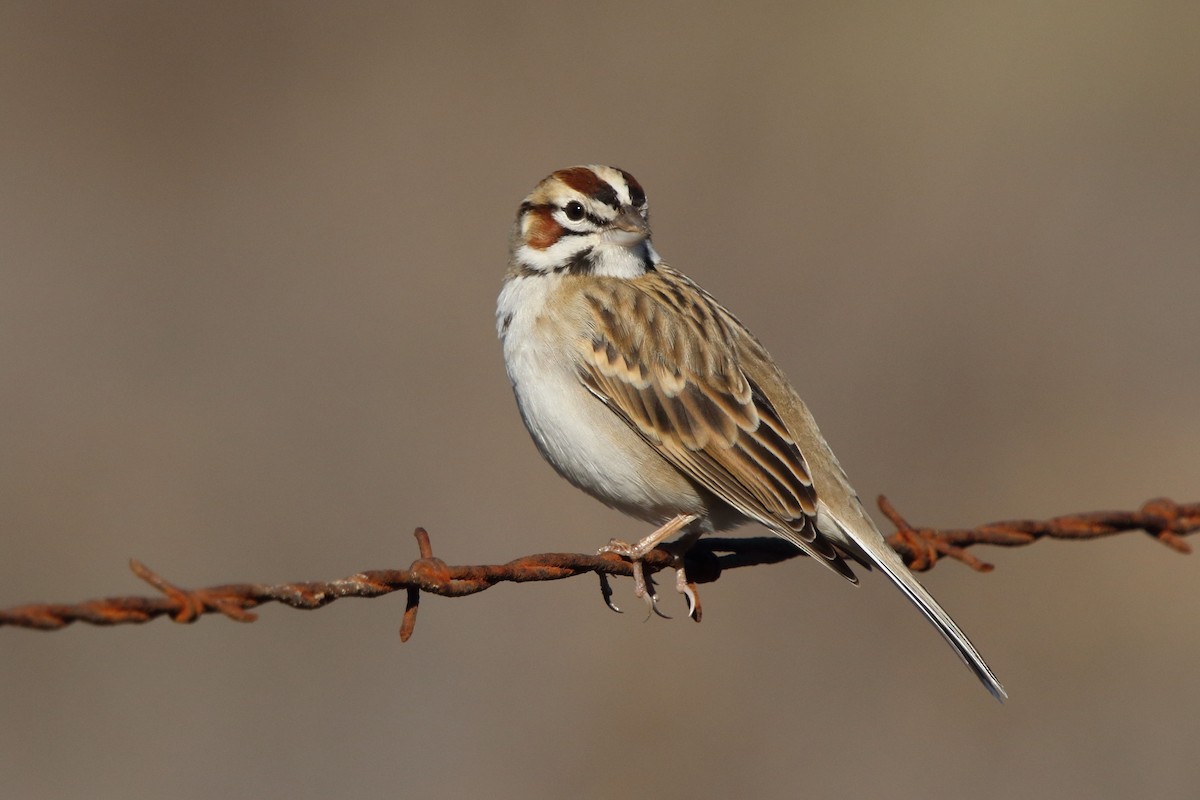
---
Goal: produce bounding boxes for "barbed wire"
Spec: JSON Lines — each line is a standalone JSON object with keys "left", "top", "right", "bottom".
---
{"left": 1, "top": 496, "right": 1194, "bottom": 638}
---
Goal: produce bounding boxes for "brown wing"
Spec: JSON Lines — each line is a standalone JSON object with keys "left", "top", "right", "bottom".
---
{"left": 576, "top": 268, "right": 856, "bottom": 582}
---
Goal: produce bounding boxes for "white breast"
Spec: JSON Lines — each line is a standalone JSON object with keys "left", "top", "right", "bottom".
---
{"left": 497, "top": 273, "right": 706, "bottom": 524}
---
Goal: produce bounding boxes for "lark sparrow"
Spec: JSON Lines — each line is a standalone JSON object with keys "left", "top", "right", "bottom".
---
{"left": 497, "top": 165, "right": 1006, "bottom": 701}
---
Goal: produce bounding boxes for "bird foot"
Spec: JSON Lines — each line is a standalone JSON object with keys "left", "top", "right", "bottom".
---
{"left": 596, "top": 513, "right": 703, "bottom": 621}
{"left": 598, "top": 538, "right": 672, "bottom": 619}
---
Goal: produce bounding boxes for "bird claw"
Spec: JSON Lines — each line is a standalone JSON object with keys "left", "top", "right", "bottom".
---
{"left": 677, "top": 568, "right": 702, "bottom": 622}
{"left": 598, "top": 538, "right": 671, "bottom": 619}
{"left": 596, "top": 536, "right": 702, "bottom": 621}
{"left": 597, "top": 572, "right": 622, "bottom": 614}
{"left": 636, "top": 563, "right": 671, "bottom": 620}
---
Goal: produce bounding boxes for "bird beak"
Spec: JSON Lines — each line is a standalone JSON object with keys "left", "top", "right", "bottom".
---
{"left": 605, "top": 209, "right": 650, "bottom": 246}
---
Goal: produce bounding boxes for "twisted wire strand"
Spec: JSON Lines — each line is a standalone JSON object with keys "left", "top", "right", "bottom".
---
{"left": 2, "top": 496, "right": 1194, "bottom": 639}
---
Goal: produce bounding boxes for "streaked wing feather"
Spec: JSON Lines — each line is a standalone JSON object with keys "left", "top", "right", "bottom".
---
{"left": 578, "top": 271, "right": 855, "bottom": 581}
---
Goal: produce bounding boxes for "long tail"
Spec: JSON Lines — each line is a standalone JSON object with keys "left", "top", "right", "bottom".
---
{"left": 820, "top": 505, "right": 1007, "bottom": 702}
{"left": 871, "top": 545, "right": 1007, "bottom": 702}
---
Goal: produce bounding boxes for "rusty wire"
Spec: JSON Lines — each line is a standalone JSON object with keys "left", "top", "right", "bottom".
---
{"left": 1, "top": 496, "right": 1194, "bottom": 638}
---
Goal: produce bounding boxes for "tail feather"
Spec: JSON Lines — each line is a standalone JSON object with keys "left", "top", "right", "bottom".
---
{"left": 818, "top": 503, "right": 1007, "bottom": 702}
{"left": 871, "top": 548, "right": 1008, "bottom": 702}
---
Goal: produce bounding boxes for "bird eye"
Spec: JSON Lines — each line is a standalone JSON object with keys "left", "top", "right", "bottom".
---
{"left": 563, "top": 201, "right": 585, "bottom": 222}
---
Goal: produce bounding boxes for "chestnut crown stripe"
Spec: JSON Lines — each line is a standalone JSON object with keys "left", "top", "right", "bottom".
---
{"left": 549, "top": 166, "right": 647, "bottom": 210}
{"left": 554, "top": 167, "right": 621, "bottom": 208}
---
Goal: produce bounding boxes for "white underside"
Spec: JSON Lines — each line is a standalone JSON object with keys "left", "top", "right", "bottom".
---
{"left": 498, "top": 273, "right": 711, "bottom": 526}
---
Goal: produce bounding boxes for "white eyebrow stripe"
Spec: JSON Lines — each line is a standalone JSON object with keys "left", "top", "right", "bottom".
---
{"left": 587, "top": 165, "right": 633, "bottom": 206}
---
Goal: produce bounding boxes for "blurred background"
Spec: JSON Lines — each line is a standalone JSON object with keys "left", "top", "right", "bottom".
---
{"left": 2, "top": 2, "right": 1198, "bottom": 798}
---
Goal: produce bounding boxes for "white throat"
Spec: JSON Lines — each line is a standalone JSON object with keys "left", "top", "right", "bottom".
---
{"left": 591, "top": 239, "right": 658, "bottom": 278}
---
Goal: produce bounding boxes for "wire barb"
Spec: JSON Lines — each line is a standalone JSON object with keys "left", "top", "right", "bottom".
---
{"left": 1, "top": 496, "right": 1195, "bottom": 636}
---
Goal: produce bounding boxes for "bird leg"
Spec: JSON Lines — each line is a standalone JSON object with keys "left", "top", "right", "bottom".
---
{"left": 598, "top": 513, "right": 700, "bottom": 618}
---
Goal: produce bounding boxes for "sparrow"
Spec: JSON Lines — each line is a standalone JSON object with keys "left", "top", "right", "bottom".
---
{"left": 496, "top": 165, "right": 1006, "bottom": 701}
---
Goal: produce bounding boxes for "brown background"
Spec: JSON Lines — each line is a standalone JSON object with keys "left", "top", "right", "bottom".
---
{"left": 3, "top": 3, "right": 1199, "bottom": 798}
